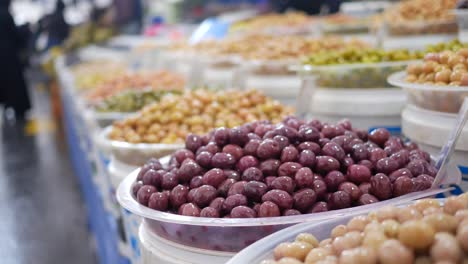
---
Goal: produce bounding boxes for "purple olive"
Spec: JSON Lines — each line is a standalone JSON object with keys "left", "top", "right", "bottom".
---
{"left": 278, "top": 162, "right": 303, "bottom": 177}
{"left": 227, "top": 181, "right": 247, "bottom": 196}
{"left": 309, "top": 201, "right": 329, "bottom": 213}
{"left": 258, "top": 201, "right": 281, "bottom": 217}
{"left": 202, "top": 168, "right": 226, "bottom": 188}
{"left": 322, "top": 142, "right": 346, "bottom": 161}
{"left": 242, "top": 167, "right": 264, "bottom": 182}
{"left": 244, "top": 139, "right": 261, "bottom": 156}
{"left": 230, "top": 206, "right": 257, "bottom": 218}
{"left": 283, "top": 209, "right": 301, "bottom": 216}
{"left": 393, "top": 176, "right": 413, "bottom": 197}
{"left": 293, "top": 188, "right": 317, "bottom": 212}
{"left": 368, "top": 128, "right": 390, "bottom": 146}
{"left": 170, "top": 184, "right": 189, "bottom": 209}
{"left": 281, "top": 146, "right": 299, "bottom": 162}
{"left": 222, "top": 144, "right": 243, "bottom": 161}
{"left": 358, "top": 194, "right": 379, "bottom": 205}
{"left": 389, "top": 168, "right": 413, "bottom": 182}
{"left": 191, "top": 185, "right": 218, "bottom": 208}
{"left": 173, "top": 149, "right": 195, "bottom": 164}
{"left": 179, "top": 203, "right": 201, "bottom": 217}
{"left": 244, "top": 181, "right": 268, "bottom": 202}
{"left": 177, "top": 159, "right": 202, "bottom": 183}
{"left": 262, "top": 189, "right": 293, "bottom": 209}
{"left": 347, "top": 164, "right": 371, "bottom": 184}
{"left": 324, "top": 171, "right": 347, "bottom": 192}
{"left": 213, "top": 127, "right": 230, "bottom": 146}
{"left": 190, "top": 176, "right": 203, "bottom": 189}
{"left": 328, "top": 191, "right": 352, "bottom": 210}
{"left": 312, "top": 180, "right": 327, "bottom": 200}
{"left": 137, "top": 185, "right": 157, "bottom": 206}
{"left": 297, "top": 142, "right": 321, "bottom": 154}
{"left": 222, "top": 194, "right": 248, "bottom": 213}
{"left": 295, "top": 167, "right": 315, "bottom": 189}
{"left": 211, "top": 152, "right": 236, "bottom": 169}
{"left": 257, "top": 139, "right": 281, "bottom": 159}
{"left": 376, "top": 157, "right": 399, "bottom": 175}
{"left": 315, "top": 156, "right": 340, "bottom": 174}
{"left": 200, "top": 207, "right": 220, "bottom": 217}
{"left": 196, "top": 151, "right": 213, "bottom": 168}
{"left": 217, "top": 178, "right": 237, "bottom": 197}
{"left": 271, "top": 176, "right": 296, "bottom": 194}
{"left": 209, "top": 197, "right": 225, "bottom": 212}
{"left": 259, "top": 159, "right": 281, "bottom": 176}
{"left": 370, "top": 173, "right": 392, "bottom": 200}
{"left": 148, "top": 192, "right": 169, "bottom": 211}
{"left": 186, "top": 134, "right": 203, "bottom": 153}
{"left": 338, "top": 182, "right": 362, "bottom": 201}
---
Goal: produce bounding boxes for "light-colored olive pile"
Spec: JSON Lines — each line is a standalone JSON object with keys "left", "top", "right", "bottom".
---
{"left": 72, "top": 60, "right": 126, "bottom": 91}
{"left": 85, "top": 70, "right": 185, "bottom": 103}
{"left": 109, "top": 90, "right": 294, "bottom": 144}
{"left": 406, "top": 48, "right": 468, "bottom": 86}
{"left": 265, "top": 193, "right": 468, "bottom": 264}
{"left": 95, "top": 90, "right": 181, "bottom": 113}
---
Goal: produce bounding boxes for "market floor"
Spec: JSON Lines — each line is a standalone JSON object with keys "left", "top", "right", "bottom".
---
{"left": 0, "top": 73, "right": 97, "bottom": 264}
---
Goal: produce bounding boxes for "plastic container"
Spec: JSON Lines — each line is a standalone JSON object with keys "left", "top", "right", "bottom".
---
{"left": 227, "top": 199, "right": 447, "bottom": 264}
{"left": 109, "top": 158, "right": 142, "bottom": 264}
{"left": 385, "top": 19, "right": 458, "bottom": 36}
{"left": 197, "top": 56, "right": 239, "bottom": 90}
{"left": 299, "top": 61, "right": 413, "bottom": 89}
{"left": 299, "top": 87, "right": 406, "bottom": 133}
{"left": 139, "top": 222, "right": 234, "bottom": 264}
{"left": 84, "top": 109, "right": 135, "bottom": 130}
{"left": 402, "top": 104, "right": 468, "bottom": 194}
{"left": 388, "top": 71, "right": 468, "bottom": 113}
{"left": 239, "top": 60, "right": 301, "bottom": 106}
{"left": 455, "top": 9, "right": 468, "bottom": 43}
{"left": 117, "top": 159, "right": 460, "bottom": 253}
{"left": 101, "top": 126, "right": 184, "bottom": 166}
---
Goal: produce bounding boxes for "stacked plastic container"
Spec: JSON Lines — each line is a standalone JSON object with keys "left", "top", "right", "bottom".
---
{"left": 295, "top": 61, "right": 412, "bottom": 133}
{"left": 388, "top": 71, "right": 468, "bottom": 194}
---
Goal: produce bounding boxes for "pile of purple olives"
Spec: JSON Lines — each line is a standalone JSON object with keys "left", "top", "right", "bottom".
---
{"left": 132, "top": 117, "right": 437, "bottom": 218}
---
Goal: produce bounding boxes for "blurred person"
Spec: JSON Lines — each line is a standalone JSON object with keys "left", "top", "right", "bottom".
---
{"left": 0, "top": 0, "right": 31, "bottom": 120}
{"left": 102, "top": 0, "right": 143, "bottom": 34}
{"left": 273, "top": 0, "right": 342, "bottom": 14}
{"left": 38, "top": 0, "right": 70, "bottom": 50}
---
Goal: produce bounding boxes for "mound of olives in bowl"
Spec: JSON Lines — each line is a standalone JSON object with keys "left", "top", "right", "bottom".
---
{"left": 132, "top": 116, "right": 437, "bottom": 219}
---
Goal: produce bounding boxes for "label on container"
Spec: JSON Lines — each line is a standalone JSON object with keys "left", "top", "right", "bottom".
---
{"left": 436, "top": 166, "right": 468, "bottom": 197}
{"left": 368, "top": 126, "right": 401, "bottom": 135}
{"left": 122, "top": 208, "right": 142, "bottom": 263}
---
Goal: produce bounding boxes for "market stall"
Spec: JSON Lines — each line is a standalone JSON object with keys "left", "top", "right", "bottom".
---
{"left": 52, "top": 2, "right": 468, "bottom": 264}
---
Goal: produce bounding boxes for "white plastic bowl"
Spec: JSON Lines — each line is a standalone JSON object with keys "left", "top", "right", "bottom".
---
{"left": 388, "top": 71, "right": 468, "bottom": 113}
{"left": 101, "top": 126, "right": 184, "bottom": 166}
{"left": 227, "top": 199, "right": 447, "bottom": 264}
{"left": 117, "top": 159, "right": 460, "bottom": 252}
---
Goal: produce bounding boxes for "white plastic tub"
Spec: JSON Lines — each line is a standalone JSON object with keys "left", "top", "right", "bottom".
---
{"left": 298, "top": 87, "right": 406, "bottom": 133}
{"left": 402, "top": 104, "right": 468, "bottom": 194}
{"left": 101, "top": 126, "right": 184, "bottom": 166}
{"left": 109, "top": 158, "right": 142, "bottom": 264}
{"left": 139, "top": 222, "right": 234, "bottom": 264}
{"left": 117, "top": 159, "right": 459, "bottom": 253}
{"left": 455, "top": 9, "right": 468, "bottom": 42}
{"left": 238, "top": 60, "right": 301, "bottom": 106}
{"left": 388, "top": 71, "right": 468, "bottom": 114}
